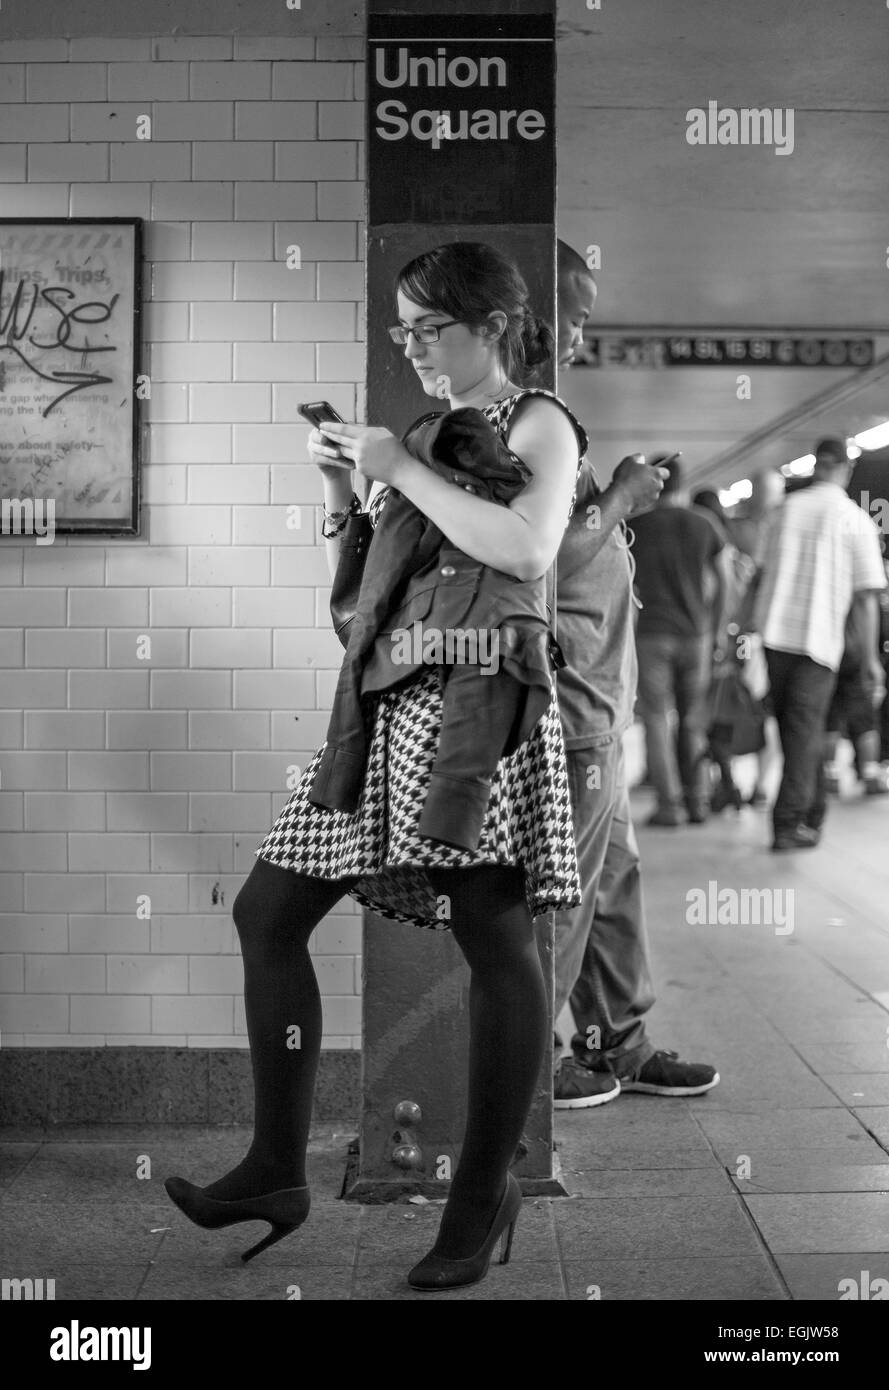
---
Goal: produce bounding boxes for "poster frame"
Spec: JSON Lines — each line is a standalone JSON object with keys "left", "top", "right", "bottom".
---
{"left": 0, "top": 215, "right": 143, "bottom": 538}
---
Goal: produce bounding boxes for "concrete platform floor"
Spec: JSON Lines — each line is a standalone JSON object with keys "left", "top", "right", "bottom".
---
{"left": 2, "top": 783, "right": 888, "bottom": 1301}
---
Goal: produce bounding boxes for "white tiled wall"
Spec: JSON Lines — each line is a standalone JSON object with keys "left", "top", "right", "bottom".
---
{"left": 0, "top": 33, "right": 366, "bottom": 1049}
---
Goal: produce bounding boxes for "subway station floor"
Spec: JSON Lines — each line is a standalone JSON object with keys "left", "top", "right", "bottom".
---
{"left": 2, "top": 772, "right": 889, "bottom": 1301}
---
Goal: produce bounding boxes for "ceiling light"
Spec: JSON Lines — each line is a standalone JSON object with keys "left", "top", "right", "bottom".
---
{"left": 785, "top": 454, "right": 815, "bottom": 476}
{"left": 853, "top": 421, "right": 889, "bottom": 452}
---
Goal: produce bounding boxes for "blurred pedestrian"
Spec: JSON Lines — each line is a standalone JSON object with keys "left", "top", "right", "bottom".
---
{"left": 822, "top": 609, "right": 889, "bottom": 796}
{"left": 630, "top": 459, "right": 733, "bottom": 825}
{"left": 729, "top": 470, "right": 786, "bottom": 805}
{"left": 753, "top": 438, "right": 887, "bottom": 850}
{"left": 692, "top": 488, "right": 759, "bottom": 811}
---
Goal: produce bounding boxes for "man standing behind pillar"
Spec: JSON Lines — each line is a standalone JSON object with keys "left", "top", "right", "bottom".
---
{"left": 550, "top": 242, "right": 719, "bottom": 1106}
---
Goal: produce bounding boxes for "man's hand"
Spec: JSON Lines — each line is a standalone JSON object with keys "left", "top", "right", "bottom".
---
{"left": 610, "top": 454, "right": 668, "bottom": 517}
{"left": 862, "top": 660, "right": 887, "bottom": 709}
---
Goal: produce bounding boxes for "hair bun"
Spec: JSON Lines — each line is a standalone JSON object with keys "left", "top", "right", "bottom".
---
{"left": 521, "top": 309, "right": 554, "bottom": 371}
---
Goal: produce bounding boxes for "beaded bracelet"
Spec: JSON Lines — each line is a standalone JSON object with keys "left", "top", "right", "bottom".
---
{"left": 321, "top": 491, "right": 362, "bottom": 539}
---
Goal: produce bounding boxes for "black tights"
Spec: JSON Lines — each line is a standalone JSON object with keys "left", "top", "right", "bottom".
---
{"left": 204, "top": 857, "right": 548, "bottom": 1259}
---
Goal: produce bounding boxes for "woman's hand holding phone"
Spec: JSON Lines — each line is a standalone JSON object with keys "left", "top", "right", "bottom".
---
{"left": 299, "top": 402, "right": 355, "bottom": 477}
{"left": 298, "top": 401, "right": 413, "bottom": 488}
{"left": 307, "top": 427, "right": 355, "bottom": 478}
{"left": 317, "top": 423, "right": 414, "bottom": 490}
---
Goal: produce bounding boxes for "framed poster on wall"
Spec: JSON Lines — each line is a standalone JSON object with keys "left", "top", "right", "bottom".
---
{"left": 0, "top": 217, "right": 143, "bottom": 536}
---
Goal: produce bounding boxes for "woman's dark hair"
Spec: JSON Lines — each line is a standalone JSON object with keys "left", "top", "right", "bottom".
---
{"left": 395, "top": 241, "right": 554, "bottom": 385}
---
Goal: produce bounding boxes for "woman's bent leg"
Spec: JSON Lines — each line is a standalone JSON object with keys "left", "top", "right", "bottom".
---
{"left": 427, "top": 863, "right": 548, "bottom": 1259}
{"left": 201, "top": 857, "right": 353, "bottom": 1201}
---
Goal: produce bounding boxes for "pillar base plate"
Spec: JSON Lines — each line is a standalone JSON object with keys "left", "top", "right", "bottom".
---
{"left": 340, "top": 1145, "right": 572, "bottom": 1203}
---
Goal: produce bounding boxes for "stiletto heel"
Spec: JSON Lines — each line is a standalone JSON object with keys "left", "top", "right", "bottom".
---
{"left": 407, "top": 1172, "right": 523, "bottom": 1291}
{"left": 242, "top": 1221, "right": 300, "bottom": 1263}
{"left": 164, "top": 1176, "right": 310, "bottom": 1263}
{"left": 499, "top": 1216, "right": 518, "bottom": 1265}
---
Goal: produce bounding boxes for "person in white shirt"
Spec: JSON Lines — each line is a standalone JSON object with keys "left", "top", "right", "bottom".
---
{"left": 753, "top": 438, "right": 887, "bottom": 850}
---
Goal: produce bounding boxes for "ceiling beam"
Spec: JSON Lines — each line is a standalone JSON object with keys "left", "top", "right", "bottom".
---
{"left": 694, "top": 353, "right": 889, "bottom": 483}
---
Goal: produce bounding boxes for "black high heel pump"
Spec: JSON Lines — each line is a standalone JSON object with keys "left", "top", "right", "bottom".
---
{"left": 407, "top": 1172, "right": 522, "bottom": 1291}
{"left": 164, "top": 1177, "right": 310, "bottom": 1262}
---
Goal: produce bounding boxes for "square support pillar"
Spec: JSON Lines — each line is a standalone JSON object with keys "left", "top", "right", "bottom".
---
{"left": 345, "top": 0, "right": 565, "bottom": 1200}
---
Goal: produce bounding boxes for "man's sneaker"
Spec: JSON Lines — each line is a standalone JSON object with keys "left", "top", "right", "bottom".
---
{"left": 619, "top": 1049, "right": 719, "bottom": 1096}
{"left": 864, "top": 772, "right": 889, "bottom": 796}
{"left": 772, "top": 824, "right": 820, "bottom": 851}
{"left": 553, "top": 1059, "right": 621, "bottom": 1109}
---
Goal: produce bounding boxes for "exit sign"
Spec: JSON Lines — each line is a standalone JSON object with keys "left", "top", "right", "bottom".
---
{"left": 575, "top": 334, "right": 875, "bottom": 368}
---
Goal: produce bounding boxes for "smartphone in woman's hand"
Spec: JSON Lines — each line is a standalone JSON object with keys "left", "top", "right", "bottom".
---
{"left": 298, "top": 401, "right": 349, "bottom": 462}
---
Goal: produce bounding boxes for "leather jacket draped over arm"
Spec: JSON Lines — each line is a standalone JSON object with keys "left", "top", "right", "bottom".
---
{"left": 307, "top": 407, "right": 558, "bottom": 851}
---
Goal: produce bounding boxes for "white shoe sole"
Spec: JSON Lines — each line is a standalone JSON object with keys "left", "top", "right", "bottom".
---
{"left": 621, "top": 1071, "right": 720, "bottom": 1097}
{"left": 553, "top": 1080, "right": 621, "bottom": 1109}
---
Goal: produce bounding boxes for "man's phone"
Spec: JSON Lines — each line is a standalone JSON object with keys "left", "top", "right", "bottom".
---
{"left": 298, "top": 401, "right": 347, "bottom": 460}
{"left": 652, "top": 451, "right": 681, "bottom": 468}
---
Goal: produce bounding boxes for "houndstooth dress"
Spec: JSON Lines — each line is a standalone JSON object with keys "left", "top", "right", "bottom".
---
{"left": 255, "top": 389, "right": 588, "bottom": 929}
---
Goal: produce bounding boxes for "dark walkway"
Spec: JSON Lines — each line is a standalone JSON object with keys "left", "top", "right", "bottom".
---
{"left": 2, "top": 787, "right": 888, "bottom": 1301}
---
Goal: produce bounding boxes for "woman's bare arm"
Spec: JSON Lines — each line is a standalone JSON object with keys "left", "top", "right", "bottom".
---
{"left": 319, "top": 465, "right": 356, "bottom": 580}
{"left": 383, "top": 398, "right": 579, "bottom": 581}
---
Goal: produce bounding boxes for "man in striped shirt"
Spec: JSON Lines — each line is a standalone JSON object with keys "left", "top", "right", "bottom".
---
{"left": 753, "top": 438, "right": 886, "bottom": 850}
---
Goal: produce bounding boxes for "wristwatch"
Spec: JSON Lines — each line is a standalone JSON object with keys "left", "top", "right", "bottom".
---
{"left": 321, "top": 492, "right": 362, "bottom": 539}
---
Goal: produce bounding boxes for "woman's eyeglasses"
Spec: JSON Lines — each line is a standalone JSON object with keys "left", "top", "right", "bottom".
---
{"left": 387, "top": 320, "right": 462, "bottom": 345}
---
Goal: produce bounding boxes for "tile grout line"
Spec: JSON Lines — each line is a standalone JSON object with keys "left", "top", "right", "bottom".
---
{"left": 547, "top": 1187, "right": 572, "bottom": 1300}
{"left": 685, "top": 1100, "right": 795, "bottom": 1301}
{"left": 348, "top": 1201, "right": 363, "bottom": 1300}
{"left": 753, "top": 964, "right": 889, "bottom": 1161}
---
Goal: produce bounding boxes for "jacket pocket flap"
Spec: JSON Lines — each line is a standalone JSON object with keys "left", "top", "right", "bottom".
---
{"left": 377, "top": 583, "right": 437, "bottom": 633}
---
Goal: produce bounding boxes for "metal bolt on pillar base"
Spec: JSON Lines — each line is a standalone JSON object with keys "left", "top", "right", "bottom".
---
{"left": 392, "top": 1143, "right": 423, "bottom": 1170}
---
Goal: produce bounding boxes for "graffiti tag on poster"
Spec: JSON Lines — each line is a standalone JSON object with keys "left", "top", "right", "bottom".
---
{"left": 0, "top": 220, "right": 141, "bottom": 533}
